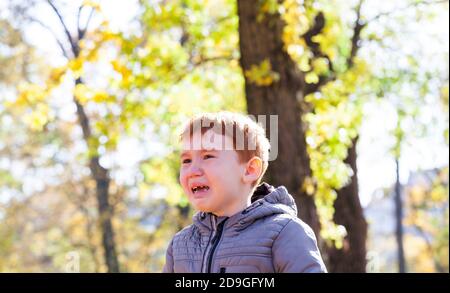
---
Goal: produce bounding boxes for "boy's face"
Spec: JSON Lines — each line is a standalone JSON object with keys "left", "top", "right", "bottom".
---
{"left": 179, "top": 130, "right": 250, "bottom": 217}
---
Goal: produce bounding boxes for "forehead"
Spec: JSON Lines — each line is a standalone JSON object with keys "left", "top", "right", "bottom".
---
{"left": 181, "top": 129, "right": 234, "bottom": 152}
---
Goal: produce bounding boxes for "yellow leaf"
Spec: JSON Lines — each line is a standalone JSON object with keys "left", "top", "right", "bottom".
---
{"left": 68, "top": 58, "right": 84, "bottom": 78}
{"left": 111, "top": 60, "right": 131, "bottom": 82}
{"left": 49, "top": 66, "right": 67, "bottom": 85}
{"left": 92, "top": 91, "right": 114, "bottom": 103}
{"left": 302, "top": 176, "right": 316, "bottom": 195}
{"left": 23, "top": 103, "right": 52, "bottom": 131}
{"left": 305, "top": 72, "right": 319, "bottom": 84}
{"left": 74, "top": 83, "right": 91, "bottom": 104}
{"left": 298, "top": 54, "right": 311, "bottom": 72}
{"left": 312, "top": 57, "right": 329, "bottom": 75}
{"left": 16, "top": 83, "right": 47, "bottom": 106}
{"left": 82, "top": 0, "right": 101, "bottom": 11}
{"left": 244, "top": 59, "right": 280, "bottom": 87}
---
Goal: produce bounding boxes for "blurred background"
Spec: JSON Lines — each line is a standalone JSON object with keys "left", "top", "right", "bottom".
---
{"left": 0, "top": 0, "right": 448, "bottom": 273}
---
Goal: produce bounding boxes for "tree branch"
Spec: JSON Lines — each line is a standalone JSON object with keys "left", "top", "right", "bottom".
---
{"left": 79, "top": 7, "right": 95, "bottom": 41}
{"left": 302, "top": 11, "right": 336, "bottom": 95}
{"left": 74, "top": 77, "right": 93, "bottom": 140}
{"left": 77, "top": 5, "right": 84, "bottom": 40}
{"left": 24, "top": 15, "right": 71, "bottom": 59}
{"left": 368, "top": 0, "right": 449, "bottom": 23}
{"left": 192, "top": 54, "right": 235, "bottom": 66}
{"left": 167, "top": 54, "right": 235, "bottom": 86}
{"left": 46, "top": 0, "right": 79, "bottom": 56}
{"left": 412, "top": 224, "right": 446, "bottom": 273}
{"left": 302, "top": 12, "right": 326, "bottom": 62}
{"left": 347, "top": 0, "right": 367, "bottom": 68}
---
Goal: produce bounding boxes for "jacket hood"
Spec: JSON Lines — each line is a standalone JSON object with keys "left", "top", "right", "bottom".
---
{"left": 192, "top": 182, "right": 298, "bottom": 233}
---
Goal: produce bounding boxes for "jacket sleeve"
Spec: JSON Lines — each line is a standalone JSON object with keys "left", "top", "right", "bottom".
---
{"left": 162, "top": 239, "right": 174, "bottom": 273}
{"left": 272, "top": 218, "right": 327, "bottom": 273}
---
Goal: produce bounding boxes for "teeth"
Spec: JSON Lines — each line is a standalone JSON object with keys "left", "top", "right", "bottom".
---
{"left": 192, "top": 186, "right": 209, "bottom": 193}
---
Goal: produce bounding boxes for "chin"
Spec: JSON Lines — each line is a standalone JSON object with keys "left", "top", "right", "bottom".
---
{"left": 192, "top": 203, "right": 211, "bottom": 213}
{"left": 197, "top": 205, "right": 220, "bottom": 214}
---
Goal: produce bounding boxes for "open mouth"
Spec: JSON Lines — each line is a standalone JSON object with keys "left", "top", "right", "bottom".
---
{"left": 191, "top": 185, "right": 210, "bottom": 194}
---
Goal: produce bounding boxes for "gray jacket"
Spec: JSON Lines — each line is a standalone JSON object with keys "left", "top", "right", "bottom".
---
{"left": 162, "top": 183, "right": 327, "bottom": 273}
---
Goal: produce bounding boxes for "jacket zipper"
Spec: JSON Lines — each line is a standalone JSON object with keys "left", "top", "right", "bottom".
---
{"left": 201, "top": 215, "right": 216, "bottom": 273}
{"left": 206, "top": 218, "right": 227, "bottom": 273}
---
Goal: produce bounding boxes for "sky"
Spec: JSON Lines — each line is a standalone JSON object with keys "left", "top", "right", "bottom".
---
{"left": 1, "top": 0, "right": 449, "bottom": 208}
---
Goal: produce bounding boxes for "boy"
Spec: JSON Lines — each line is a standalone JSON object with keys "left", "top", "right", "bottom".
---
{"left": 162, "top": 112, "right": 327, "bottom": 273}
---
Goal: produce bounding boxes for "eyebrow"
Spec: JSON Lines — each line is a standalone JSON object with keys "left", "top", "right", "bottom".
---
{"left": 180, "top": 151, "right": 190, "bottom": 157}
{"left": 180, "top": 149, "right": 218, "bottom": 157}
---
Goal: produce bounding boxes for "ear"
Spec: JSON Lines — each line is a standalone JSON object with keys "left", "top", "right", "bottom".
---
{"left": 242, "top": 156, "right": 263, "bottom": 185}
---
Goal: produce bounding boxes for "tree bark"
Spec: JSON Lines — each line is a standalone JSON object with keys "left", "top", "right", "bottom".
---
{"left": 237, "top": 0, "right": 320, "bottom": 235}
{"left": 44, "top": 0, "right": 120, "bottom": 273}
{"left": 325, "top": 1, "right": 369, "bottom": 272}
{"left": 74, "top": 79, "right": 120, "bottom": 273}
{"left": 327, "top": 137, "right": 368, "bottom": 272}
{"left": 237, "top": 1, "right": 369, "bottom": 272}
{"left": 395, "top": 158, "right": 406, "bottom": 273}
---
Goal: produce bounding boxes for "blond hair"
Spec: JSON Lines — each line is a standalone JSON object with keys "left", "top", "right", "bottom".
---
{"left": 180, "top": 111, "right": 270, "bottom": 186}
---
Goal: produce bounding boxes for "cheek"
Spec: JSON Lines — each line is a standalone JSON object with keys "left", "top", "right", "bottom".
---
{"left": 211, "top": 166, "right": 240, "bottom": 187}
{"left": 179, "top": 168, "right": 188, "bottom": 188}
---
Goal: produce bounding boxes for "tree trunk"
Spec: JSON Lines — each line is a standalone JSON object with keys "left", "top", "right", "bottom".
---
{"left": 237, "top": 1, "right": 369, "bottom": 272}
{"left": 74, "top": 79, "right": 120, "bottom": 273}
{"left": 395, "top": 158, "right": 406, "bottom": 273}
{"left": 91, "top": 158, "right": 120, "bottom": 273}
{"left": 326, "top": 3, "right": 368, "bottom": 272}
{"left": 237, "top": 0, "right": 320, "bottom": 235}
{"left": 42, "top": 0, "right": 120, "bottom": 273}
{"left": 327, "top": 137, "right": 368, "bottom": 272}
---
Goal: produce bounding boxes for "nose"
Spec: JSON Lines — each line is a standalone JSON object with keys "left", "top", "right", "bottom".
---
{"left": 186, "top": 161, "right": 203, "bottom": 178}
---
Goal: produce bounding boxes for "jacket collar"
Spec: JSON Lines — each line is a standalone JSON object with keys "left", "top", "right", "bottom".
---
{"left": 192, "top": 182, "right": 298, "bottom": 233}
